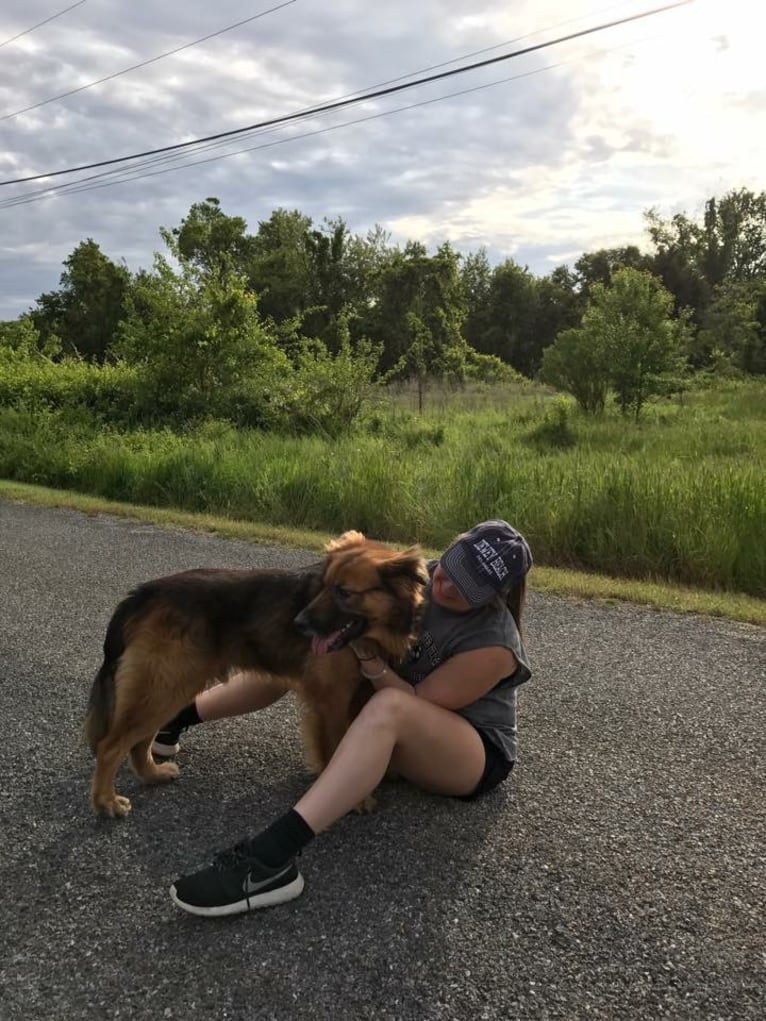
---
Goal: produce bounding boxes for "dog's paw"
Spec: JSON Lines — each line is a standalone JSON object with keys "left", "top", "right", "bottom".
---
{"left": 353, "top": 794, "right": 377, "bottom": 814}
{"left": 93, "top": 794, "right": 132, "bottom": 819}
{"left": 147, "top": 761, "right": 180, "bottom": 784}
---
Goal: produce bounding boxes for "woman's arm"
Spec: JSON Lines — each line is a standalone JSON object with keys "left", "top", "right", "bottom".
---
{"left": 349, "top": 641, "right": 517, "bottom": 710}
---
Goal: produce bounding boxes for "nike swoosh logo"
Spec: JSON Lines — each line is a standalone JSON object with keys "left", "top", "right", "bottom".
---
{"left": 242, "top": 863, "right": 291, "bottom": 895}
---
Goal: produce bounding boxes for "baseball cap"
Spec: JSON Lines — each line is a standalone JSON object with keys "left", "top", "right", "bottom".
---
{"left": 440, "top": 520, "right": 532, "bottom": 608}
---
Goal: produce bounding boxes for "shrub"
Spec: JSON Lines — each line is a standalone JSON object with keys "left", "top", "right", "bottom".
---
{"left": 524, "top": 399, "right": 576, "bottom": 450}
{"left": 0, "top": 355, "right": 141, "bottom": 423}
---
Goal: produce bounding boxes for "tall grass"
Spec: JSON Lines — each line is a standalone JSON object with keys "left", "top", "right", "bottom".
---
{"left": 0, "top": 380, "right": 764, "bottom": 597}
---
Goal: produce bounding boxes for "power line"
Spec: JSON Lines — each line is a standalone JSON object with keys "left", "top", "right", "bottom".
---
{"left": 2, "top": 5, "right": 608, "bottom": 208}
{"left": 0, "top": 0, "right": 693, "bottom": 189}
{"left": 1, "top": 0, "right": 296, "bottom": 122}
{"left": 0, "top": 0, "right": 645, "bottom": 207}
{"left": 0, "top": 62, "right": 586, "bottom": 209}
{"left": 0, "top": 28, "right": 669, "bottom": 210}
{"left": 3, "top": 9, "right": 661, "bottom": 211}
{"left": 43, "top": 1, "right": 640, "bottom": 191}
{"left": 285, "top": 0, "right": 641, "bottom": 109}
{"left": 0, "top": 0, "right": 86, "bottom": 49}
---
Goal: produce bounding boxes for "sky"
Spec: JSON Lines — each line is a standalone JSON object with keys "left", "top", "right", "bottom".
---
{"left": 0, "top": 0, "right": 763, "bottom": 319}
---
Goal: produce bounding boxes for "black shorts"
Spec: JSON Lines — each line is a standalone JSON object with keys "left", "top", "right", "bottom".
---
{"left": 459, "top": 729, "right": 514, "bottom": 801}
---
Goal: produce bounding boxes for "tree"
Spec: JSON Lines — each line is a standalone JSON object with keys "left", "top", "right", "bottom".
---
{"left": 397, "top": 313, "right": 437, "bottom": 412}
{"left": 644, "top": 189, "right": 766, "bottom": 330}
{"left": 541, "top": 269, "right": 686, "bottom": 419}
{"left": 697, "top": 279, "right": 766, "bottom": 375}
{"left": 165, "top": 197, "right": 254, "bottom": 278}
{"left": 539, "top": 325, "right": 609, "bottom": 414}
{"left": 589, "top": 269, "right": 687, "bottom": 418}
{"left": 460, "top": 248, "right": 493, "bottom": 352}
{"left": 462, "top": 256, "right": 579, "bottom": 377}
{"left": 279, "top": 319, "right": 381, "bottom": 436}
{"left": 115, "top": 254, "right": 286, "bottom": 423}
{"left": 246, "top": 208, "right": 316, "bottom": 326}
{"left": 366, "top": 241, "right": 469, "bottom": 380}
{"left": 534, "top": 266, "right": 581, "bottom": 369}
{"left": 573, "top": 245, "right": 651, "bottom": 298}
{"left": 303, "top": 218, "right": 373, "bottom": 349}
{"left": 477, "top": 260, "right": 539, "bottom": 376}
{"left": 0, "top": 317, "right": 59, "bottom": 360}
{"left": 700, "top": 190, "right": 766, "bottom": 285}
{"left": 29, "top": 240, "right": 130, "bottom": 362}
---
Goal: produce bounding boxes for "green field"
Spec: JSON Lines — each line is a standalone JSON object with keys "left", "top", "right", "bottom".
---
{"left": 1, "top": 379, "right": 764, "bottom": 603}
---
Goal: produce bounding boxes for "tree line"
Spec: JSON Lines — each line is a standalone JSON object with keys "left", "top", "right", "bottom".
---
{"left": 2, "top": 188, "right": 765, "bottom": 428}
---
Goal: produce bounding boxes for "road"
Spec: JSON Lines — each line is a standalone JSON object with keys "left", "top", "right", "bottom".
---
{"left": 1, "top": 499, "right": 764, "bottom": 1021}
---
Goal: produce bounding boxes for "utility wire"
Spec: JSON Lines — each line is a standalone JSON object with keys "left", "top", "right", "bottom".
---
{"left": 2, "top": 0, "right": 633, "bottom": 135}
{"left": 0, "top": 29, "right": 668, "bottom": 210}
{"left": 0, "top": 0, "right": 693, "bottom": 188}
{"left": 1, "top": 0, "right": 634, "bottom": 122}
{"left": 0, "top": 63, "right": 585, "bottom": 209}
{"left": 282, "top": 0, "right": 641, "bottom": 108}
{"left": 2, "top": 0, "right": 639, "bottom": 200}
{"left": 1, "top": 0, "right": 296, "bottom": 122}
{"left": 0, "top": 0, "right": 85, "bottom": 49}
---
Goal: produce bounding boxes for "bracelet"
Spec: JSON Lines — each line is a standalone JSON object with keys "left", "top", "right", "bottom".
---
{"left": 361, "top": 665, "right": 388, "bottom": 681}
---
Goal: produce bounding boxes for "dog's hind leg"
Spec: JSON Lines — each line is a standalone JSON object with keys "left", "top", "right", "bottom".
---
{"left": 92, "top": 724, "right": 180, "bottom": 817}
{"left": 129, "top": 738, "right": 180, "bottom": 784}
{"left": 90, "top": 732, "right": 140, "bottom": 818}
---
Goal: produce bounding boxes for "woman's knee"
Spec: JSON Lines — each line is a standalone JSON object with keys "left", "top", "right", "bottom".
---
{"left": 355, "top": 686, "right": 413, "bottom": 731}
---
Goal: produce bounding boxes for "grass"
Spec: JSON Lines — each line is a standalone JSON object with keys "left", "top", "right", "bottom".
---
{"left": 0, "top": 378, "right": 764, "bottom": 616}
{"left": 1, "top": 478, "right": 763, "bottom": 627}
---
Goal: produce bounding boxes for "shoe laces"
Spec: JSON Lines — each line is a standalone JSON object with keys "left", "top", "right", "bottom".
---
{"left": 213, "top": 839, "right": 261, "bottom": 872}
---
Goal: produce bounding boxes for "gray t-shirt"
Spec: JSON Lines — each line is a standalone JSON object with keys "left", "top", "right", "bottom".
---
{"left": 398, "top": 561, "right": 531, "bottom": 762}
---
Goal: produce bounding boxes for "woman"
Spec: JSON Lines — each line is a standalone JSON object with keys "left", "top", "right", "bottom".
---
{"left": 166, "top": 520, "right": 533, "bottom": 917}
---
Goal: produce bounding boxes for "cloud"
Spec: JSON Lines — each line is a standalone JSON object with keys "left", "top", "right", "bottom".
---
{"left": 0, "top": 0, "right": 762, "bottom": 317}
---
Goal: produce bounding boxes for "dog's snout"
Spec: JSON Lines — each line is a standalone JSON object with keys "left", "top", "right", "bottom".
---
{"left": 294, "top": 608, "right": 312, "bottom": 634}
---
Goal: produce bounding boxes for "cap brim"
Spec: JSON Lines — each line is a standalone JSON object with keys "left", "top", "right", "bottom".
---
{"left": 440, "top": 546, "right": 496, "bottom": 608}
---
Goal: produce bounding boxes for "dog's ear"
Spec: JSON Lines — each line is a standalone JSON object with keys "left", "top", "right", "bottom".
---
{"left": 379, "top": 546, "right": 429, "bottom": 588}
{"left": 326, "top": 530, "right": 365, "bottom": 552}
{"left": 302, "top": 562, "right": 325, "bottom": 601}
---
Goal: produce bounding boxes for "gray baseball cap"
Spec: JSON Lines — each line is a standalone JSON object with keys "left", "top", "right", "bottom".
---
{"left": 440, "top": 520, "right": 532, "bottom": 608}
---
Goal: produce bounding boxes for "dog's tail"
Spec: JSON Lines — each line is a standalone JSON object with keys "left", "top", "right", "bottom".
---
{"left": 85, "top": 659, "right": 116, "bottom": 754}
{"left": 84, "top": 594, "right": 137, "bottom": 754}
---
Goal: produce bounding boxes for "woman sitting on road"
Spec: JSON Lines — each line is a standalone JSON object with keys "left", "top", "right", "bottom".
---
{"left": 160, "top": 520, "right": 533, "bottom": 917}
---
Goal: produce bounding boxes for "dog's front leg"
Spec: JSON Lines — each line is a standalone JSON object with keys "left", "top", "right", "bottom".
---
{"left": 300, "top": 675, "right": 378, "bottom": 814}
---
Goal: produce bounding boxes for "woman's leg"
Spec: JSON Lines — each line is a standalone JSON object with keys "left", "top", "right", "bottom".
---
{"left": 153, "top": 672, "right": 288, "bottom": 758}
{"left": 295, "top": 686, "right": 486, "bottom": 833}
{"left": 195, "top": 671, "right": 288, "bottom": 721}
{"left": 169, "top": 688, "right": 487, "bottom": 916}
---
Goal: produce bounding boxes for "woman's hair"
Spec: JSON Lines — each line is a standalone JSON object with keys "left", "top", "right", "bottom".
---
{"left": 503, "top": 575, "right": 526, "bottom": 635}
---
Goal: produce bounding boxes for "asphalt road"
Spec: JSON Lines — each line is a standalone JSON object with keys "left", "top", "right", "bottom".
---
{"left": 1, "top": 500, "right": 764, "bottom": 1021}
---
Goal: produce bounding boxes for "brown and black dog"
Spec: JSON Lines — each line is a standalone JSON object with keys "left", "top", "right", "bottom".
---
{"left": 85, "top": 531, "right": 427, "bottom": 818}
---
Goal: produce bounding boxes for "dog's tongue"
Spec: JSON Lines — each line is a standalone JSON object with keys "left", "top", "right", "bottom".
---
{"left": 311, "top": 631, "right": 343, "bottom": 656}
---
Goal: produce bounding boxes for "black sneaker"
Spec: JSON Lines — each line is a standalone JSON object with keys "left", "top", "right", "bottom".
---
{"left": 169, "top": 841, "right": 304, "bottom": 917}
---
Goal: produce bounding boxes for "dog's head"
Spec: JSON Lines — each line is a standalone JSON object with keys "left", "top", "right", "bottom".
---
{"left": 294, "top": 530, "right": 428, "bottom": 660}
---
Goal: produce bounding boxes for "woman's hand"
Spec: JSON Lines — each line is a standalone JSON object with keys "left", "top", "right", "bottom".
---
{"left": 348, "top": 638, "right": 390, "bottom": 682}
{"left": 348, "top": 638, "right": 383, "bottom": 663}
{"left": 349, "top": 638, "right": 415, "bottom": 694}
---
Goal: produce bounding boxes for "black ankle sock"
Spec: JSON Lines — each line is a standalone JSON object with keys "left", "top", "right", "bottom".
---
{"left": 175, "top": 702, "right": 202, "bottom": 729}
{"left": 246, "top": 809, "right": 315, "bottom": 868}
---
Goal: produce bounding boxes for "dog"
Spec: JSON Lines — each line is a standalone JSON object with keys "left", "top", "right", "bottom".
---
{"left": 85, "top": 531, "right": 428, "bottom": 818}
